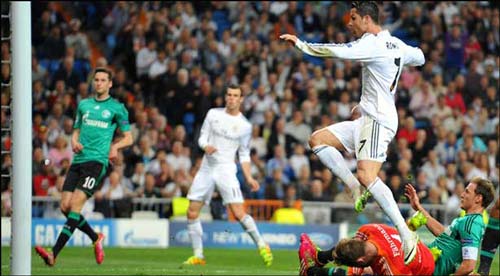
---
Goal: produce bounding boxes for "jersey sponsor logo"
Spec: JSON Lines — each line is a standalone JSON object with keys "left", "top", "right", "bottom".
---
{"left": 82, "top": 111, "right": 109, "bottom": 128}
{"left": 94, "top": 105, "right": 100, "bottom": 110}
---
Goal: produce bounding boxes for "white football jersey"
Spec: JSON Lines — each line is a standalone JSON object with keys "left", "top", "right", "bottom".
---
{"left": 295, "top": 30, "right": 425, "bottom": 133}
{"left": 198, "top": 108, "right": 252, "bottom": 169}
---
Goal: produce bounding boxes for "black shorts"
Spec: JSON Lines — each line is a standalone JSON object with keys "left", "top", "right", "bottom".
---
{"left": 63, "top": 161, "right": 108, "bottom": 197}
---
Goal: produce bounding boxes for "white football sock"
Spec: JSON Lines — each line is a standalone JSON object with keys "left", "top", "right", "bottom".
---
{"left": 368, "top": 178, "right": 412, "bottom": 242}
{"left": 239, "top": 215, "right": 266, "bottom": 248}
{"left": 187, "top": 218, "right": 204, "bottom": 258}
{"left": 313, "top": 145, "right": 361, "bottom": 194}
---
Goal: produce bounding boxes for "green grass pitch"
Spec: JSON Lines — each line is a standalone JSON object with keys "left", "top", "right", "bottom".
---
{"left": 1, "top": 246, "right": 499, "bottom": 275}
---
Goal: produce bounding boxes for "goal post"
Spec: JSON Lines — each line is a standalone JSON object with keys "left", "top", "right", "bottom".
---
{"left": 10, "top": 1, "right": 32, "bottom": 275}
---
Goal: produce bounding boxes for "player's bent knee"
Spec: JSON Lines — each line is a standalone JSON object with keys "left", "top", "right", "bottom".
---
{"left": 308, "top": 132, "right": 321, "bottom": 148}
{"left": 309, "top": 129, "right": 332, "bottom": 148}
{"left": 356, "top": 169, "right": 377, "bottom": 187}
{"left": 186, "top": 209, "right": 200, "bottom": 220}
{"left": 234, "top": 211, "right": 247, "bottom": 221}
{"left": 60, "top": 204, "right": 70, "bottom": 215}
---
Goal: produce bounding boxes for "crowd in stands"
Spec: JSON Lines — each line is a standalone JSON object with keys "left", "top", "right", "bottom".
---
{"left": 1, "top": 2, "right": 498, "bottom": 220}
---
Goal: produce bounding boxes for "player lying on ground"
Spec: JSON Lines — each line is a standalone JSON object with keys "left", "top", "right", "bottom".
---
{"left": 298, "top": 223, "right": 436, "bottom": 276}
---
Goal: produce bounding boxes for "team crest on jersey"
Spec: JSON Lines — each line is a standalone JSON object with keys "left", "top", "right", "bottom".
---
{"left": 102, "top": 110, "right": 111, "bottom": 118}
{"left": 232, "top": 125, "right": 238, "bottom": 132}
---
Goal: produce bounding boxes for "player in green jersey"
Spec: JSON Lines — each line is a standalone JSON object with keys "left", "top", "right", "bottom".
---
{"left": 35, "top": 67, "right": 133, "bottom": 266}
{"left": 405, "top": 177, "right": 495, "bottom": 276}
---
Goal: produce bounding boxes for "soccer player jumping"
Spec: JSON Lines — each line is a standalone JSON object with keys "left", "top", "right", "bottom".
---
{"left": 280, "top": 1, "right": 424, "bottom": 265}
{"left": 35, "top": 68, "right": 133, "bottom": 266}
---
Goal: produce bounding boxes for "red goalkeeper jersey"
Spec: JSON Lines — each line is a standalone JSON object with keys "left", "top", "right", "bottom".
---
{"left": 347, "top": 224, "right": 435, "bottom": 276}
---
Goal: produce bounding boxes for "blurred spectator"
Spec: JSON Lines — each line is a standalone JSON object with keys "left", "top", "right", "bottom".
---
{"left": 445, "top": 181, "right": 465, "bottom": 220}
{"left": 266, "top": 144, "right": 294, "bottom": 182}
{"left": 397, "top": 116, "right": 418, "bottom": 145}
{"left": 457, "top": 125, "right": 487, "bottom": 152}
{"left": 249, "top": 125, "right": 267, "bottom": 159}
{"left": 1, "top": 183, "right": 12, "bottom": 216}
{"left": 166, "top": 141, "right": 191, "bottom": 173}
{"left": 444, "top": 162, "right": 462, "bottom": 193}
{"left": 155, "top": 160, "right": 174, "bottom": 188}
{"left": 289, "top": 144, "right": 310, "bottom": 180}
{"left": 39, "top": 25, "right": 65, "bottom": 60}
{"left": 47, "top": 135, "right": 73, "bottom": 173}
{"left": 411, "top": 129, "right": 433, "bottom": 168}
{"left": 420, "top": 150, "right": 446, "bottom": 187}
{"left": 33, "top": 125, "right": 50, "bottom": 157}
{"left": 266, "top": 117, "right": 297, "bottom": 158}
{"left": 95, "top": 170, "right": 133, "bottom": 201}
{"left": 244, "top": 84, "right": 278, "bottom": 126}
{"left": 409, "top": 80, "right": 436, "bottom": 121}
{"left": 65, "top": 18, "right": 91, "bottom": 62}
{"left": 444, "top": 25, "right": 467, "bottom": 82}
{"left": 130, "top": 162, "right": 146, "bottom": 190}
{"left": 388, "top": 174, "right": 405, "bottom": 203}
{"left": 284, "top": 110, "right": 311, "bottom": 147}
{"left": 135, "top": 172, "right": 163, "bottom": 198}
{"left": 443, "top": 81, "right": 466, "bottom": 114}
{"left": 33, "top": 161, "right": 56, "bottom": 197}
{"left": 145, "top": 149, "right": 167, "bottom": 175}
{"left": 303, "top": 178, "right": 329, "bottom": 202}
{"left": 264, "top": 167, "right": 289, "bottom": 200}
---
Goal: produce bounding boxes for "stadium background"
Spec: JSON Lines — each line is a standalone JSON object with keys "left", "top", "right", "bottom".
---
{"left": 0, "top": 1, "right": 499, "bottom": 275}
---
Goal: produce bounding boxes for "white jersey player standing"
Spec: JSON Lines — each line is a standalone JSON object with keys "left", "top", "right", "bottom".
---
{"left": 280, "top": 1, "right": 425, "bottom": 265}
{"left": 182, "top": 85, "right": 273, "bottom": 266}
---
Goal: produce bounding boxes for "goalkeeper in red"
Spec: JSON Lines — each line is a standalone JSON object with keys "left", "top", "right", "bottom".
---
{"left": 35, "top": 67, "right": 133, "bottom": 266}
{"left": 280, "top": 1, "right": 424, "bottom": 265}
{"left": 298, "top": 224, "right": 436, "bottom": 276}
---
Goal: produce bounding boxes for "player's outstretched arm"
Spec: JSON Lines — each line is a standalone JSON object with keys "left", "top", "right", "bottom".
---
{"left": 280, "top": 33, "right": 375, "bottom": 61}
{"left": 405, "top": 184, "right": 445, "bottom": 236}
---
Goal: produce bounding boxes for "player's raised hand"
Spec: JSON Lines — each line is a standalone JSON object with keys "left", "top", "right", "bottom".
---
{"left": 246, "top": 177, "right": 260, "bottom": 192}
{"left": 404, "top": 183, "right": 421, "bottom": 211}
{"left": 279, "top": 34, "right": 298, "bottom": 45}
{"left": 204, "top": 145, "right": 217, "bottom": 155}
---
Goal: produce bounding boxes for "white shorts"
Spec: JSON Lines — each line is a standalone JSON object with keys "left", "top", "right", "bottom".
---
{"left": 327, "top": 116, "right": 395, "bottom": 162}
{"left": 187, "top": 166, "right": 244, "bottom": 205}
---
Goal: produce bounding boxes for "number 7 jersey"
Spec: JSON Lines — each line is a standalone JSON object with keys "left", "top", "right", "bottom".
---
{"left": 294, "top": 30, "right": 425, "bottom": 133}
